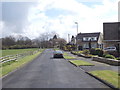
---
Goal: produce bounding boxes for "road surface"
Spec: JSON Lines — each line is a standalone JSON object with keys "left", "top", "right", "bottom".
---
{"left": 2, "top": 49, "right": 110, "bottom": 88}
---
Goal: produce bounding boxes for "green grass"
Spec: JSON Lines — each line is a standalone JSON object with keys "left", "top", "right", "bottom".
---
{"left": 69, "top": 60, "right": 94, "bottom": 66}
{"left": 1, "top": 48, "right": 39, "bottom": 57}
{"left": 89, "top": 70, "right": 120, "bottom": 88}
{"left": 53, "top": 48, "right": 60, "bottom": 51}
{"left": 64, "top": 56, "right": 76, "bottom": 59}
{"left": 0, "top": 49, "right": 44, "bottom": 77}
{"left": 63, "top": 52, "right": 68, "bottom": 56}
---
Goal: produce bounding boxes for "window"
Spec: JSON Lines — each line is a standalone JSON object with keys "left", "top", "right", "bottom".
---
{"left": 91, "top": 43, "right": 97, "bottom": 48}
{"left": 94, "top": 37, "right": 97, "bottom": 40}
{"left": 91, "top": 37, "right": 94, "bottom": 41}
{"left": 83, "top": 37, "right": 89, "bottom": 41}
{"left": 83, "top": 37, "right": 97, "bottom": 41}
{"left": 83, "top": 43, "right": 89, "bottom": 48}
{"left": 90, "top": 37, "right": 97, "bottom": 41}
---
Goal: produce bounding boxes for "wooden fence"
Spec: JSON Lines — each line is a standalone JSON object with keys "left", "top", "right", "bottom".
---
{"left": 0, "top": 49, "right": 40, "bottom": 64}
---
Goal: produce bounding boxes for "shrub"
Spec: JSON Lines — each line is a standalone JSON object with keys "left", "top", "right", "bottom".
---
{"left": 96, "top": 48, "right": 104, "bottom": 57}
{"left": 82, "top": 50, "right": 90, "bottom": 55}
{"left": 90, "top": 48, "right": 96, "bottom": 55}
{"left": 104, "top": 54, "right": 116, "bottom": 59}
{"left": 90, "top": 48, "right": 103, "bottom": 57}
{"left": 116, "top": 57, "right": 120, "bottom": 60}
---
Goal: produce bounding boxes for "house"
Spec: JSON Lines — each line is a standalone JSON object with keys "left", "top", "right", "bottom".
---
{"left": 103, "top": 22, "right": 120, "bottom": 55}
{"left": 76, "top": 32, "right": 103, "bottom": 50}
{"left": 71, "top": 35, "right": 76, "bottom": 45}
{"left": 103, "top": 22, "right": 120, "bottom": 47}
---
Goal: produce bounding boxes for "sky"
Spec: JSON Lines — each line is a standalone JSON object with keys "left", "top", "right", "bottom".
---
{"left": 0, "top": 0, "right": 119, "bottom": 40}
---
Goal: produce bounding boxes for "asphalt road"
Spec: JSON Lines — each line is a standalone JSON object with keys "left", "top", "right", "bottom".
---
{"left": 2, "top": 49, "right": 110, "bottom": 88}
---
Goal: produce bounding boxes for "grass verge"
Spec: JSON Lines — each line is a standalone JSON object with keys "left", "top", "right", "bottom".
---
{"left": 0, "top": 49, "right": 44, "bottom": 77}
{"left": 63, "top": 52, "right": 68, "bottom": 56}
{"left": 89, "top": 70, "right": 120, "bottom": 88}
{"left": 64, "top": 56, "right": 76, "bottom": 59}
{"left": 53, "top": 48, "right": 60, "bottom": 51}
{"left": 69, "top": 60, "right": 94, "bottom": 66}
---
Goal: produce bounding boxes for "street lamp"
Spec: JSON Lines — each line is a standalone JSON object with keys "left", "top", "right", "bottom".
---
{"left": 75, "top": 22, "right": 78, "bottom": 51}
{"left": 68, "top": 34, "right": 70, "bottom": 43}
{"left": 75, "top": 22, "right": 78, "bottom": 35}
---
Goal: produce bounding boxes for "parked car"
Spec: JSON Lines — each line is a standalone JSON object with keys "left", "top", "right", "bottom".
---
{"left": 53, "top": 50, "right": 63, "bottom": 58}
{"left": 104, "top": 47, "right": 116, "bottom": 51}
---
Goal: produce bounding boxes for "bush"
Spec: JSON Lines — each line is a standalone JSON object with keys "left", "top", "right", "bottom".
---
{"left": 90, "top": 48, "right": 103, "bottom": 57}
{"left": 82, "top": 50, "right": 90, "bottom": 55}
{"left": 104, "top": 54, "right": 116, "bottom": 59}
{"left": 8, "top": 45, "right": 33, "bottom": 49}
{"left": 116, "top": 57, "right": 120, "bottom": 60}
{"left": 90, "top": 48, "right": 97, "bottom": 55}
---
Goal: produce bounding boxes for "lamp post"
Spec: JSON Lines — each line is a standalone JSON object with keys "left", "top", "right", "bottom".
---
{"left": 75, "top": 22, "right": 78, "bottom": 51}
{"left": 68, "top": 34, "right": 70, "bottom": 43}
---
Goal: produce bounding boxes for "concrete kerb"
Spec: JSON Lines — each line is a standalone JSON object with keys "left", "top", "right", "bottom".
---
{"left": 1, "top": 50, "right": 45, "bottom": 79}
{"left": 68, "top": 60, "right": 95, "bottom": 67}
{"left": 68, "top": 60, "right": 78, "bottom": 67}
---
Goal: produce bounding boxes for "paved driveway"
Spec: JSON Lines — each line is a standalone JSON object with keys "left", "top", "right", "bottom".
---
{"left": 2, "top": 49, "right": 110, "bottom": 88}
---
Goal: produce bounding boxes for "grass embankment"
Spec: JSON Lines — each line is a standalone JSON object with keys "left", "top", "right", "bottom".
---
{"left": 1, "top": 48, "right": 39, "bottom": 57}
{"left": 89, "top": 70, "right": 120, "bottom": 88}
{"left": 0, "top": 49, "right": 44, "bottom": 77}
{"left": 69, "top": 60, "right": 94, "bottom": 66}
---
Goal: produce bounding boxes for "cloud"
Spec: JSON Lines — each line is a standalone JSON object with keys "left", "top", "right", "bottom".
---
{"left": 1, "top": 0, "right": 118, "bottom": 40}
{"left": 1, "top": 2, "right": 37, "bottom": 37}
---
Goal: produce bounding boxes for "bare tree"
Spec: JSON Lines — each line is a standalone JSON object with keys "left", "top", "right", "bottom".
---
{"left": 2, "top": 36, "right": 16, "bottom": 47}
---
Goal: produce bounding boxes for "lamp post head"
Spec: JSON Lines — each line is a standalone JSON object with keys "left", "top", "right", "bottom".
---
{"left": 75, "top": 22, "right": 78, "bottom": 24}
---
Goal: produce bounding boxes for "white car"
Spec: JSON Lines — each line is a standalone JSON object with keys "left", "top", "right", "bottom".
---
{"left": 104, "top": 47, "right": 116, "bottom": 51}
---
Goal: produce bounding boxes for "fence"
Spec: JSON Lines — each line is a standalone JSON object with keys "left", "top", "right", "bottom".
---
{"left": 0, "top": 49, "right": 40, "bottom": 64}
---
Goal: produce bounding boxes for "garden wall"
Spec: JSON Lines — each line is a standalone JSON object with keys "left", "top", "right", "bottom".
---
{"left": 92, "top": 57, "right": 120, "bottom": 66}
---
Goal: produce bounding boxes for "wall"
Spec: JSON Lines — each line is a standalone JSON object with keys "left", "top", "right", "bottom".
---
{"left": 93, "top": 57, "right": 120, "bottom": 66}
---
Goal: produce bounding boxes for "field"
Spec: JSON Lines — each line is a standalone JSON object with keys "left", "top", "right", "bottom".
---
{"left": 0, "top": 49, "right": 44, "bottom": 77}
{"left": 1, "top": 48, "right": 39, "bottom": 57}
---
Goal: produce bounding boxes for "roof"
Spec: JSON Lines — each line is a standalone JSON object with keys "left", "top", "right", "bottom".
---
{"left": 103, "top": 22, "right": 120, "bottom": 24}
{"left": 77, "top": 32, "right": 101, "bottom": 41}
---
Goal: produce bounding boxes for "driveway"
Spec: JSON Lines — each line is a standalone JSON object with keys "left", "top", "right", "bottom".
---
{"left": 2, "top": 49, "right": 110, "bottom": 88}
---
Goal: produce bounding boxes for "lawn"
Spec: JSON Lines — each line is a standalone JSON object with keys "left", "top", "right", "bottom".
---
{"left": 64, "top": 56, "right": 76, "bottom": 59}
{"left": 63, "top": 52, "right": 68, "bottom": 56}
{"left": 0, "top": 49, "right": 44, "bottom": 77}
{"left": 53, "top": 48, "right": 60, "bottom": 51}
{"left": 69, "top": 60, "right": 94, "bottom": 66}
{"left": 89, "top": 70, "right": 120, "bottom": 88}
{"left": 1, "top": 48, "right": 39, "bottom": 57}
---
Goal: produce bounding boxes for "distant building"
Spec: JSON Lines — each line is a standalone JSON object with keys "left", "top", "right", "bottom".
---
{"left": 76, "top": 32, "right": 103, "bottom": 50}
{"left": 103, "top": 22, "right": 120, "bottom": 47}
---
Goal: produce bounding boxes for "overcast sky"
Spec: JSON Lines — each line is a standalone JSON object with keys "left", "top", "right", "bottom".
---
{"left": 0, "top": 0, "right": 119, "bottom": 40}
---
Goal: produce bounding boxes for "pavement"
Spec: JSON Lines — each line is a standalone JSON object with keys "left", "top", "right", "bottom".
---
{"left": 2, "top": 49, "right": 111, "bottom": 88}
{"left": 66, "top": 51, "right": 119, "bottom": 72}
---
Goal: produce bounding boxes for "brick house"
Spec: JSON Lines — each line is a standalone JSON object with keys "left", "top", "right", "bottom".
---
{"left": 103, "top": 22, "right": 120, "bottom": 55}
{"left": 76, "top": 32, "right": 103, "bottom": 50}
{"left": 103, "top": 22, "right": 120, "bottom": 47}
